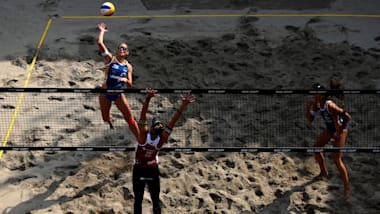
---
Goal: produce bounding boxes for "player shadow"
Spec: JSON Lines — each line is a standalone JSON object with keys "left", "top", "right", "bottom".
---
{"left": 2, "top": 177, "right": 109, "bottom": 214}
{"left": 0, "top": 138, "right": 131, "bottom": 214}
{"left": 254, "top": 177, "right": 333, "bottom": 214}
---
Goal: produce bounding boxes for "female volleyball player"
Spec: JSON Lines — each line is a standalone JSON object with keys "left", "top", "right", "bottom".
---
{"left": 133, "top": 89, "right": 195, "bottom": 214}
{"left": 306, "top": 80, "right": 352, "bottom": 199}
{"left": 97, "top": 22, "right": 139, "bottom": 139}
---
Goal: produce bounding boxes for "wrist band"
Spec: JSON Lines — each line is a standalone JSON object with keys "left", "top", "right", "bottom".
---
{"left": 309, "top": 110, "right": 316, "bottom": 116}
{"left": 164, "top": 126, "right": 172, "bottom": 134}
{"left": 101, "top": 49, "right": 110, "bottom": 57}
{"left": 138, "top": 120, "right": 148, "bottom": 125}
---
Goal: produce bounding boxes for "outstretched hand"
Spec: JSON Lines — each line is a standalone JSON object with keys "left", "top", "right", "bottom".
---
{"left": 146, "top": 88, "right": 159, "bottom": 98}
{"left": 98, "top": 22, "right": 108, "bottom": 32}
{"left": 181, "top": 94, "right": 196, "bottom": 105}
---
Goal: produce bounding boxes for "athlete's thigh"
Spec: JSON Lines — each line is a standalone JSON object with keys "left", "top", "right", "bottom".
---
{"left": 133, "top": 167, "right": 146, "bottom": 195}
{"left": 332, "top": 129, "right": 348, "bottom": 148}
{"left": 314, "top": 129, "right": 333, "bottom": 147}
{"left": 147, "top": 169, "right": 160, "bottom": 197}
{"left": 99, "top": 94, "right": 112, "bottom": 111}
{"left": 115, "top": 94, "right": 132, "bottom": 112}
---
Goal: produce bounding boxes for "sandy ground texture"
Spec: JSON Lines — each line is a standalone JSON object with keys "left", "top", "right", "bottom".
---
{"left": 1, "top": 0, "right": 380, "bottom": 213}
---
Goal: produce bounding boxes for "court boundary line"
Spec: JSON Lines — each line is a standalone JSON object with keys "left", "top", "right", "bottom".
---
{"left": 0, "top": 18, "right": 54, "bottom": 159}
{"left": 61, "top": 13, "right": 380, "bottom": 19}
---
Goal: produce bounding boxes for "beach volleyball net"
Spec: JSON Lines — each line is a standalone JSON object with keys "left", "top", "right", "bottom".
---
{"left": 0, "top": 88, "right": 379, "bottom": 152}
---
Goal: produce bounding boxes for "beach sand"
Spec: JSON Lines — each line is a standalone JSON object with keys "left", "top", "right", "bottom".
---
{"left": 1, "top": 0, "right": 380, "bottom": 213}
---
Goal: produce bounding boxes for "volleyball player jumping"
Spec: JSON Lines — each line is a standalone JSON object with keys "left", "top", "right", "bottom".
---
{"left": 97, "top": 22, "right": 139, "bottom": 139}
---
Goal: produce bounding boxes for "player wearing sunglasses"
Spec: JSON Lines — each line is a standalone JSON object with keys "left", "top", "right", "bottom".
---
{"left": 97, "top": 22, "right": 139, "bottom": 139}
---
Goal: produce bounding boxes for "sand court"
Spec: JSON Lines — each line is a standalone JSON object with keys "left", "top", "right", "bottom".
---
{"left": 0, "top": 0, "right": 380, "bottom": 213}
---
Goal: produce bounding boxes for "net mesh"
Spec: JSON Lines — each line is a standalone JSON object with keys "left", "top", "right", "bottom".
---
{"left": 1, "top": 90, "right": 379, "bottom": 150}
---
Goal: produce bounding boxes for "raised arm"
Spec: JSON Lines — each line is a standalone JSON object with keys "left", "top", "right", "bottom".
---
{"left": 137, "top": 89, "right": 159, "bottom": 144}
{"left": 97, "top": 22, "right": 112, "bottom": 62}
{"left": 158, "top": 94, "right": 196, "bottom": 147}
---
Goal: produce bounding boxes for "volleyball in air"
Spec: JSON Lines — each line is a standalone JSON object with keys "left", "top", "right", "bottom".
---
{"left": 100, "top": 2, "right": 115, "bottom": 16}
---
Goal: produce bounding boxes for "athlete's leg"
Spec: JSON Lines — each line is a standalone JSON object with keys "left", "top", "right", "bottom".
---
{"left": 313, "top": 129, "right": 333, "bottom": 177}
{"left": 115, "top": 94, "right": 139, "bottom": 138}
{"left": 332, "top": 130, "right": 351, "bottom": 199}
{"left": 133, "top": 166, "right": 146, "bottom": 214}
{"left": 147, "top": 166, "right": 161, "bottom": 214}
{"left": 99, "top": 94, "right": 113, "bottom": 129}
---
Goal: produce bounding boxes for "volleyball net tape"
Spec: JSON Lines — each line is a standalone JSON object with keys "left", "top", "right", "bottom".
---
{"left": 0, "top": 88, "right": 379, "bottom": 153}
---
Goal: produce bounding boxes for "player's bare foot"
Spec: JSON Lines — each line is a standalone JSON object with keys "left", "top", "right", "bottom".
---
{"left": 109, "top": 121, "right": 114, "bottom": 129}
{"left": 344, "top": 186, "right": 352, "bottom": 200}
{"left": 314, "top": 172, "right": 329, "bottom": 181}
